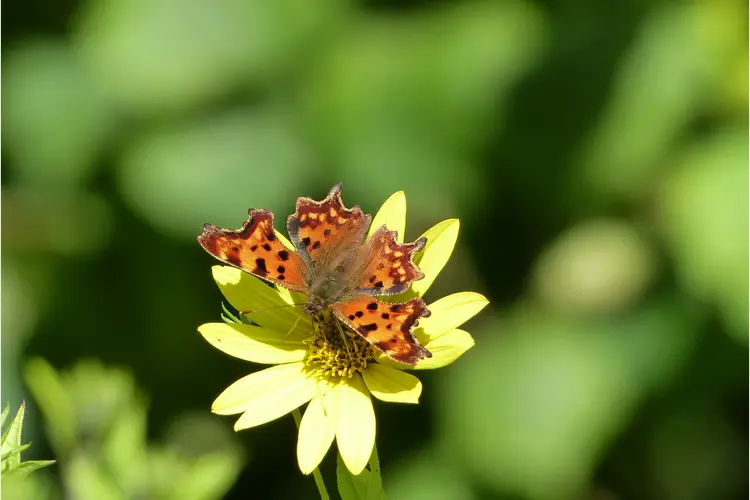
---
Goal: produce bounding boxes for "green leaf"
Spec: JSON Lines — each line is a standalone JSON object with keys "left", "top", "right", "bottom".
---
{"left": 168, "top": 451, "right": 244, "bottom": 500}
{"left": 3, "top": 459, "right": 55, "bottom": 480}
{"left": 337, "top": 453, "right": 386, "bottom": 500}
{"left": 1, "top": 468, "right": 56, "bottom": 499}
{"left": 101, "top": 401, "right": 148, "bottom": 489}
{"left": 1, "top": 443, "right": 31, "bottom": 465}
{"left": 1, "top": 404, "right": 10, "bottom": 429}
{"left": 1, "top": 402, "right": 26, "bottom": 470}
{"left": 67, "top": 454, "right": 120, "bottom": 500}
{"left": 118, "top": 107, "right": 311, "bottom": 240}
{"left": 1, "top": 401, "right": 56, "bottom": 478}
{"left": 221, "top": 302, "right": 241, "bottom": 324}
{"left": 23, "top": 358, "right": 77, "bottom": 455}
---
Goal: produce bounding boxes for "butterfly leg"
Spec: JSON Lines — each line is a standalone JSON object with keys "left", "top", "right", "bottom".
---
{"left": 334, "top": 317, "right": 353, "bottom": 359}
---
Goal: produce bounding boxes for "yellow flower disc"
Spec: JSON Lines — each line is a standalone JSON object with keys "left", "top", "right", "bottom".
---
{"left": 305, "top": 311, "right": 375, "bottom": 379}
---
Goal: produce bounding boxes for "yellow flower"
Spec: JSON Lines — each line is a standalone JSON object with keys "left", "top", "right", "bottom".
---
{"left": 198, "top": 190, "right": 488, "bottom": 475}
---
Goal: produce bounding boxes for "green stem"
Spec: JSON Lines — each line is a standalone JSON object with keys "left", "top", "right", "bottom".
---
{"left": 292, "top": 408, "right": 330, "bottom": 500}
{"left": 368, "top": 444, "right": 384, "bottom": 497}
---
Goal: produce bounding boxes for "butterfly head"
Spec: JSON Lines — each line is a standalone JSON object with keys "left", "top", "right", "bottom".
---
{"left": 303, "top": 295, "right": 327, "bottom": 316}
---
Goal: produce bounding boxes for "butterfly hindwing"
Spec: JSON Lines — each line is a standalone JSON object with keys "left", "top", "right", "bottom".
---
{"left": 354, "top": 226, "right": 426, "bottom": 296}
{"left": 198, "top": 209, "right": 308, "bottom": 293}
{"left": 331, "top": 295, "right": 431, "bottom": 365}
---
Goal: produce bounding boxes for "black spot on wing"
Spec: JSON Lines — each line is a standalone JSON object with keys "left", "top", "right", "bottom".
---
{"left": 381, "top": 313, "right": 390, "bottom": 319}
{"left": 367, "top": 303, "right": 378, "bottom": 311}
{"left": 357, "top": 323, "right": 378, "bottom": 336}
{"left": 324, "top": 229, "right": 331, "bottom": 237}
{"left": 312, "top": 241, "right": 321, "bottom": 250}
{"left": 355, "top": 311, "right": 364, "bottom": 318}
{"left": 302, "top": 237, "right": 311, "bottom": 247}
{"left": 374, "top": 281, "right": 384, "bottom": 288}
{"left": 254, "top": 258, "right": 268, "bottom": 277}
{"left": 266, "top": 232, "right": 276, "bottom": 241}
{"left": 262, "top": 243, "right": 272, "bottom": 252}
{"left": 277, "top": 266, "right": 286, "bottom": 274}
{"left": 278, "top": 250, "right": 289, "bottom": 261}
{"left": 250, "top": 245, "right": 258, "bottom": 251}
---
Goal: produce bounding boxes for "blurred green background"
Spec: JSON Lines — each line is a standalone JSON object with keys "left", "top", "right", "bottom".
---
{"left": 2, "top": 0, "right": 747, "bottom": 498}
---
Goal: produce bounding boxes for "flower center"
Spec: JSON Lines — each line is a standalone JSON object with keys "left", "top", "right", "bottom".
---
{"left": 304, "top": 310, "right": 375, "bottom": 379}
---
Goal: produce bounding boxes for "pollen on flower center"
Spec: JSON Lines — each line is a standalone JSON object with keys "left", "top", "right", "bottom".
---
{"left": 304, "top": 311, "right": 375, "bottom": 379}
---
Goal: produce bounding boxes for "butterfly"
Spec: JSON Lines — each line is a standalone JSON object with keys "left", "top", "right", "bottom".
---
{"left": 198, "top": 183, "right": 432, "bottom": 365}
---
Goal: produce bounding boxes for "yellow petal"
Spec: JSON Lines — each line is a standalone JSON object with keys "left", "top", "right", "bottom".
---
{"left": 368, "top": 190, "right": 407, "bottom": 242}
{"left": 418, "top": 292, "right": 489, "bottom": 341}
{"left": 412, "top": 329, "right": 475, "bottom": 370}
{"left": 212, "top": 362, "right": 316, "bottom": 425}
{"left": 274, "top": 230, "right": 295, "bottom": 251}
{"left": 412, "top": 219, "right": 460, "bottom": 296}
{"left": 297, "top": 396, "right": 335, "bottom": 475}
{"left": 361, "top": 364, "right": 422, "bottom": 404}
{"left": 212, "top": 265, "right": 311, "bottom": 336}
{"left": 331, "top": 376, "right": 375, "bottom": 475}
{"left": 198, "top": 323, "right": 307, "bottom": 364}
{"left": 275, "top": 284, "right": 309, "bottom": 311}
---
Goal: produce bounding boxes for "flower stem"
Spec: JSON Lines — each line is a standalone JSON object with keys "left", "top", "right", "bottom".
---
{"left": 368, "top": 444, "right": 384, "bottom": 497}
{"left": 292, "top": 408, "right": 330, "bottom": 500}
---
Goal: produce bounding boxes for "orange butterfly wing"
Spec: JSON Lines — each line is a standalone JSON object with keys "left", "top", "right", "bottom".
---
{"left": 354, "top": 226, "right": 426, "bottom": 296}
{"left": 287, "top": 183, "right": 371, "bottom": 263}
{"left": 331, "top": 296, "right": 431, "bottom": 365}
{"left": 198, "top": 209, "right": 308, "bottom": 294}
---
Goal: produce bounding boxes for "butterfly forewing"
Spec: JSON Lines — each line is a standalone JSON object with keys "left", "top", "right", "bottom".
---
{"left": 287, "top": 183, "right": 371, "bottom": 265}
{"left": 198, "top": 209, "right": 309, "bottom": 294}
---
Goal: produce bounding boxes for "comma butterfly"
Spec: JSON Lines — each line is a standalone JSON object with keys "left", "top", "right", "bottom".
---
{"left": 198, "top": 183, "right": 432, "bottom": 365}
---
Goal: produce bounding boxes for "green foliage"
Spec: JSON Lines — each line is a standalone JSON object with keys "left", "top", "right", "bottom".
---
{"left": 1, "top": 402, "right": 55, "bottom": 478}
{"left": 1, "top": 402, "right": 56, "bottom": 500}
{"left": 22, "top": 359, "right": 244, "bottom": 500}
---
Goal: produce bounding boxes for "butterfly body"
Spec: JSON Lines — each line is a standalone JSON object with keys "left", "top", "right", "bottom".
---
{"left": 199, "top": 183, "right": 432, "bottom": 365}
{"left": 304, "top": 273, "right": 350, "bottom": 315}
